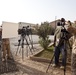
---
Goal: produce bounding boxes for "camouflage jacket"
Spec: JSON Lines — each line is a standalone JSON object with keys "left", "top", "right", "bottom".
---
{"left": 54, "top": 26, "right": 63, "bottom": 46}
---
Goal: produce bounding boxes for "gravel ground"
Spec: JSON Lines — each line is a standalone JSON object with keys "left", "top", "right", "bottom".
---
{"left": 1, "top": 56, "right": 71, "bottom": 75}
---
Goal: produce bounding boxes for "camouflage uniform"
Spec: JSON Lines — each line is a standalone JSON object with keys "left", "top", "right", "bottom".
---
{"left": 67, "top": 26, "right": 76, "bottom": 75}
{"left": 71, "top": 35, "right": 76, "bottom": 75}
{"left": 54, "top": 26, "right": 63, "bottom": 46}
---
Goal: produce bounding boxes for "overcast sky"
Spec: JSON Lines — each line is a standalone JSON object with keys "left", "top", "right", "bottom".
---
{"left": 0, "top": 0, "right": 76, "bottom": 25}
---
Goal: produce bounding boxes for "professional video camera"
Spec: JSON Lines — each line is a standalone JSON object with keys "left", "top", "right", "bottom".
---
{"left": 61, "top": 28, "right": 69, "bottom": 34}
{"left": 16, "top": 25, "right": 34, "bottom": 60}
{"left": 60, "top": 18, "right": 71, "bottom": 40}
{"left": 18, "top": 26, "right": 31, "bottom": 35}
{"left": 59, "top": 18, "right": 68, "bottom": 33}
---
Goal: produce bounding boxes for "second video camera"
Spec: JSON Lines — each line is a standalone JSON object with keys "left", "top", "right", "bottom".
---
{"left": 18, "top": 26, "right": 31, "bottom": 35}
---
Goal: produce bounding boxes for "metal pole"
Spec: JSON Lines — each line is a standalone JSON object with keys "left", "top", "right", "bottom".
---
{"left": 55, "top": 16, "right": 57, "bottom": 29}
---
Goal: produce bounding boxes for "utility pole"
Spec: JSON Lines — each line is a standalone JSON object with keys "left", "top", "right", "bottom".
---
{"left": 55, "top": 16, "right": 57, "bottom": 29}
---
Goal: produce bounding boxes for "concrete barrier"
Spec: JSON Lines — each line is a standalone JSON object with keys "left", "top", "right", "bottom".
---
{"left": 30, "top": 56, "right": 51, "bottom": 63}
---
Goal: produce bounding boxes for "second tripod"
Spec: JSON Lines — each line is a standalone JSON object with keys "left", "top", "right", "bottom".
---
{"left": 15, "top": 34, "right": 34, "bottom": 60}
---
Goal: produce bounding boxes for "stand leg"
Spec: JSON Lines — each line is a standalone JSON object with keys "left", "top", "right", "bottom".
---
{"left": 15, "top": 40, "right": 21, "bottom": 56}
{"left": 26, "top": 45, "right": 28, "bottom": 57}
{"left": 28, "top": 35, "right": 34, "bottom": 51}
{"left": 63, "top": 40, "right": 67, "bottom": 75}
{"left": 22, "top": 38, "right": 24, "bottom": 60}
{"left": 46, "top": 53, "right": 55, "bottom": 73}
{"left": 19, "top": 46, "right": 22, "bottom": 54}
{"left": 22, "top": 47, "right": 24, "bottom": 60}
{"left": 24, "top": 37, "right": 33, "bottom": 55}
{"left": 64, "top": 55, "right": 66, "bottom": 75}
{"left": 15, "top": 45, "right": 20, "bottom": 56}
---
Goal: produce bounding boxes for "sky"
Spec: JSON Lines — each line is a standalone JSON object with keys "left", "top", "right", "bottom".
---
{"left": 0, "top": 0, "right": 76, "bottom": 25}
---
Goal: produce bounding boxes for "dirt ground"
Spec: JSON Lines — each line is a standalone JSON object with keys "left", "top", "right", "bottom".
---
{"left": 1, "top": 56, "right": 71, "bottom": 75}
{"left": 16, "top": 58, "right": 71, "bottom": 75}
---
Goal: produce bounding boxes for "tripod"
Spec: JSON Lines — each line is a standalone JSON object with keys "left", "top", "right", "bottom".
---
{"left": 46, "top": 28, "right": 72, "bottom": 75}
{"left": 27, "top": 32, "right": 34, "bottom": 52}
{"left": 15, "top": 34, "right": 33, "bottom": 60}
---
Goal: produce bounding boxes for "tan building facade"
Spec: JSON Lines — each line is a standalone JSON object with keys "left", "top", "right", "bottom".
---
{"left": 49, "top": 19, "right": 60, "bottom": 29}
{"left": 18, "top": 22, "right": 37, "bottom": 30}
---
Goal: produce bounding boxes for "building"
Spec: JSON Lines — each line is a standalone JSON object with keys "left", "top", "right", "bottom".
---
{"left": 49, "top": 19, "right": 60, "bottom": 29}
{"left": 18, "top": 22, "right": 37, "bottom": 30}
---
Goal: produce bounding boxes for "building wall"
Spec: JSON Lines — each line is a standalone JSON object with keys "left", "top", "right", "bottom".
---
{"left": 49, "top": 19, "right": 60, "bottom": 29}
{"left": 18, "top": 22, "right": 37, "bottom": 30}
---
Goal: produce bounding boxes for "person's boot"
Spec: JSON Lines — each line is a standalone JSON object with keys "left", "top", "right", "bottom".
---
{"left": 60, "top": 65, "right": 64, "bottom": 69}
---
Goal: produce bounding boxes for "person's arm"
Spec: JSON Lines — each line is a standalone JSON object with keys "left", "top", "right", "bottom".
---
{"left": 67, "top": 26, "right": 76, "bottom": 35}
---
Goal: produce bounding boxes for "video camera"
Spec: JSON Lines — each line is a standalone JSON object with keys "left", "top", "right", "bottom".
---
{"left": 60, "top": 18, "right": 72, "bottom": 40}
{"left": 18, "top": 26, "right": 31, "bottom": 35}
{"left": 61, "top": 28, "right": 69, "bottom": 34}
{"left": 57, "top": 18, "right": 68, "bottom": 33}
{"left": 60, "top": 18, "right": 65, "bottom": 27}
{"left": 57, "top": 18, "right": 70, "bottom": 40}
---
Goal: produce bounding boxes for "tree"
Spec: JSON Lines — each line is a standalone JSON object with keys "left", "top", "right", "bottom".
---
{"left": 36, "top": 22, "right": 51, "bottom": 49}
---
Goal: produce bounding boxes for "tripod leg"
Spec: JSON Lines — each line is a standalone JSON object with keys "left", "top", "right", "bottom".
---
{"left": 15, "top": 40, "right": 21, "bottom": 56}
{"left": 46, "top": 53, "right": 55, "bottom": 73}
{"left": 21, "top": 38, "right": 24, "bottom": 60}
{"left": 29, "top": 27, "right": 34, "bottom": 50}
{"left": 19, "top": 46, "right": 22, "bottom": 54}
{"left": 24, "top": 37, "right": 33, "bottom": 55}
{"left": 22, "top": 47, "right": 24, "bottom": 60}
{"left": 63, "top": 41, "right": 67, "bottom": 75}
{"left": 27, "top": 35, "right": 34, "bottom": 53}
{"left": 27, "top": 44, "right": 33, "bottom": 55}
{"left": 28, "top": 35, "right": 34, "bottom": 51}
{"left": 64, "top": 51, "right": 67, "bottom": 75}
{"left": 15, "top": 45, "right": 20, "bottom": 56}
{"left": 25, "top": 45, "right": 28, "bottom": 57}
